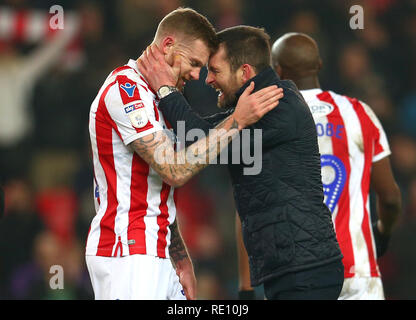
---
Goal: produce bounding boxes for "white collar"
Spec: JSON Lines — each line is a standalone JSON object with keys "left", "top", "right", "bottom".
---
{"left": 300, "top": 88, "right": 323, "bottom": 100}
{"left": 127, "top": 59, "right": 140, "bottom": 73}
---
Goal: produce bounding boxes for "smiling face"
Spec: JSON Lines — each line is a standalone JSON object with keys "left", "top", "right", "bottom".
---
{"left": 206, "top": 44, "right": 243, "bottom": 108}
{"left": 165, "top": 38, "right": 210, "bottom": 91}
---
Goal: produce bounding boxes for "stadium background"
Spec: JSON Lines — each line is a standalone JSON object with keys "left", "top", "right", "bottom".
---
{"left": 0, "top": 0, "right": 415, "bottom": 300}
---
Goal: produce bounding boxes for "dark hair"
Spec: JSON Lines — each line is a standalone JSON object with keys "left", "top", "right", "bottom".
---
{"left": 217, "top": 25, "right": 271, "bottom": 73}
{"left": 156, "top": 7, "right": 218, "bottom": 54}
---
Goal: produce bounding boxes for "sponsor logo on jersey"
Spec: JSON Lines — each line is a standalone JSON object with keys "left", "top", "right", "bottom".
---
{"left": 120, "top": 83, "right": 136, "bottom": 97}
{"left": 309, "top": 101, "right": 334, "bottom": 117}
{"left": 126, "top": 102, "right": 148, "bottom": 128}
{"left": 124, "top": 102, "right": 145, "bottom": 114}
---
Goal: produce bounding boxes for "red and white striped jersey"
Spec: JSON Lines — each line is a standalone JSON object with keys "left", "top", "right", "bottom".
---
{"left": 86, "top": 59, "right": 177, "bottom": 259}
{"left": 300, "top": 89, "right": 391, "bottom": 278}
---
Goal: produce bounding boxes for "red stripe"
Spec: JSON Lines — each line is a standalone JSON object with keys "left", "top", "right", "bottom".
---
{"left": 372, "top": 124, "right": 384, "bottom": 157}
{"left": 13, "top": 11, "right": 27, "bottom": 42}
{"left": 113, "top": 236, "right": 123, "bottom": 257}
{"left": 127, "top": 153, "right": 149, "bottom": 255}
{"left": 95, "top": 80, "right": 120, "bottom": 256}
{"left": 346, "top": 97, "right": 379, "bottom": 277}
{"left": 318, "top": 91, "right": 355, "bottom": 277}
{"left": 156, "top": 183, "right": 171, "bottom": 258}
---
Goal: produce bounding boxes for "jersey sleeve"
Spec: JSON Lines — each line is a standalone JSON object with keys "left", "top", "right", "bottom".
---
{"left": 360, "top": 101, "right": 391, "bottom": 162}
{"left": 105, "top": 74, "right": 163, "bottom": 146}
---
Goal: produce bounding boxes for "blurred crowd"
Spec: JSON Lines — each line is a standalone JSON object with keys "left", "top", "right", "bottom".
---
{"left": 0, "top": 0, "right": 415, "bottom": 300}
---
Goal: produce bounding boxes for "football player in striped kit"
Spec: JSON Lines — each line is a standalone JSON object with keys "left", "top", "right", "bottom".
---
{"left": 262, "top": 32, "right": 401, "bottom": 300}
{"left": 85, "top": 8, "right": 282, "bottom": 300}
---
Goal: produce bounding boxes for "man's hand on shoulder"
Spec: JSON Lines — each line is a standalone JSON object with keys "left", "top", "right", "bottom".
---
{"left": 232, "top": 81, "right": 283, "bottom": 130}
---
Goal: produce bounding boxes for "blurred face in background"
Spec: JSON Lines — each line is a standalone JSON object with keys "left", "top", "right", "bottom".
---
{"left": 206, "top": 44, "right": 243, "bottom": 108}
{"left": 162, "top": 36, "right": 210, "bottom": 91}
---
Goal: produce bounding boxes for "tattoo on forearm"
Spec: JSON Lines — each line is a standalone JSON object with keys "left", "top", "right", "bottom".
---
{"left": 169, "top": 220, "right": 189, "bottom": 264}
{"left": 230, "top": 118, "right": 239, "bottom": 130}
{"left": 130, "top": 115, "right": 240, "bottom": 186}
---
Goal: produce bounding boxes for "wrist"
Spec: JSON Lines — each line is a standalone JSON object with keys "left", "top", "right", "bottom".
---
{"left": 157, "top": 85, "right": 178, "bottom": 100}
{"left": 230, "top": 115, "right": 244, "bottom": 131}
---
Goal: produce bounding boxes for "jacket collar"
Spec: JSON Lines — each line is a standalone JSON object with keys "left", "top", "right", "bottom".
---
{"left": 235, "top": 66, "right": 280, "bottom": 99}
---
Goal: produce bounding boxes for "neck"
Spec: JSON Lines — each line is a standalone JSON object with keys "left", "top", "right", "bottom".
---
{"left": 291, "top": 76, "right": 320, "bottom": 90}
{"left": 235, "top": 66, "right": 274, "bottom": 98}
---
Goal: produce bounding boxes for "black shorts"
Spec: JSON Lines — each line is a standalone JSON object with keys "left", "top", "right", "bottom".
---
{"left": 263, "top": 260, "right": 344, "bottom": 300}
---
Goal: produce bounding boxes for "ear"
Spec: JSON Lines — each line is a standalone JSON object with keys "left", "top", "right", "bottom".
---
{"left": 275, "top": 64, "right": 283, "bottom": 78}
{"left": 241, "top": 64, "right": 255, "bottom": 83}
{"left": 160, "top": 36, "right": 175, "bottom": 55}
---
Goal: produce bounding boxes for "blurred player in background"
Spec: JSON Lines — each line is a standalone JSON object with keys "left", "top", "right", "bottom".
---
{"left": 85, "top": 7, "right": 280, "bottom": 300}
{"left": 269, "top": 32, "right": 402, "bottom": 299}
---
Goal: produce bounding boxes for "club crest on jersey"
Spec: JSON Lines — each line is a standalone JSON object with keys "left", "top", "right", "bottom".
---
{"left": 309, "top": 101, "right": 334, "bottom": 118}
{"left": 126, "top": 102, "right": 148, "bottom": 128}
{"left": 320, "top": 154, "right": 347, "bottom": 213}
{"left": 120, "top": 82, "right": 136, "bottom": 97}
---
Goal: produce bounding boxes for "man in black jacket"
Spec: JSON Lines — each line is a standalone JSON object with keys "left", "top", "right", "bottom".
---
{"left": 138, "top": 25, "right": 344, "bottom": 300}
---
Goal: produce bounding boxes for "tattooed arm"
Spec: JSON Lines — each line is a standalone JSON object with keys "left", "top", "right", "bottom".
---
{"left": 169, "top": 219, "right": 196, "bottom": 300}
{"left": 169, "top": 219, "right": 190, "bottom": 263}
{"left": 130, "top": 82, "right": 280, "bottom": 187}
{"left": 130, "top": 113, "right": 239, "bottom": 187}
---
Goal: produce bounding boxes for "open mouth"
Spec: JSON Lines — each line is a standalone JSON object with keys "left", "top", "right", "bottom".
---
{"left": 215, "top": 88, "right": 223, "bottom": 97}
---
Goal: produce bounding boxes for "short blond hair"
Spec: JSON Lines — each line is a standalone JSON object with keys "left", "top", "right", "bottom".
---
{"left": 155, "top": 7, "right": 218, "bottom": 54}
